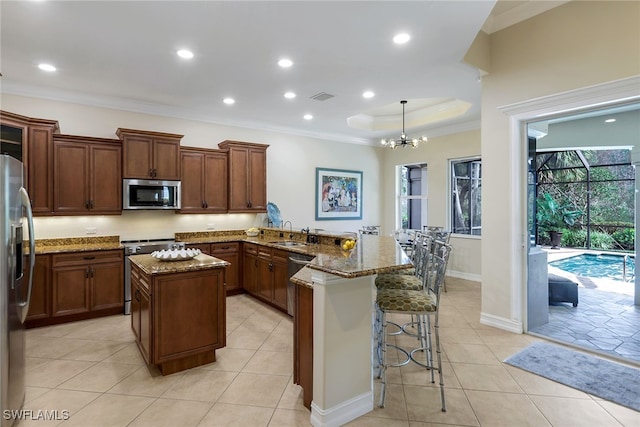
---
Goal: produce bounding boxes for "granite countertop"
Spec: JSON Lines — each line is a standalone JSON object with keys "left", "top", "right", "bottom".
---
{"left": 291, "top": 266, "right": 314, "bottom": 289}
{"left": 129, "top": 253, "right": 229, "bottom": 276}
{"left": 28, "top": 236, "right": 123, "bottom": 254}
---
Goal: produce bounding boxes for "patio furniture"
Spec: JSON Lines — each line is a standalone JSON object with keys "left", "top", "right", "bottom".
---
{"left": 548, "top": 273, "right": 578, "bottom": 307}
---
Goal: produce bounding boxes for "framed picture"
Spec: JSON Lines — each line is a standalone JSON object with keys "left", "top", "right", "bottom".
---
{"left": 315, "top": 167, "right": 362, "bottom": 220}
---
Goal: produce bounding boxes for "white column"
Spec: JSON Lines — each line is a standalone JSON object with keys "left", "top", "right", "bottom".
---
{"left": 309, "top": 270, "right": 376, "bottom": 427}
{"left": 633, "top": 150, "right": 639, "bottom": 306}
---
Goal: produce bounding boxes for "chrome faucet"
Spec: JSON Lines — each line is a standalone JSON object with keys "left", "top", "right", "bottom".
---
{"left": 283, "top": 221, "right": 293, "bottom": 239}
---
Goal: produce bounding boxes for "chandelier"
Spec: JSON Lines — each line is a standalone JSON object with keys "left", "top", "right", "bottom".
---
{"left": 380, "top": 100, "right": 428, "bottom": 149}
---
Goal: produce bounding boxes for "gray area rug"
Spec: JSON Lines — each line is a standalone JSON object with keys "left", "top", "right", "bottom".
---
{"left": 505, "top": 342, "right": 640, "bottom": 412}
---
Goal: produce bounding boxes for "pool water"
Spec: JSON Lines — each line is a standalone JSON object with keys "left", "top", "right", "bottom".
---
{"left": 550, "top": 253, "right": 635, "bottom": 282}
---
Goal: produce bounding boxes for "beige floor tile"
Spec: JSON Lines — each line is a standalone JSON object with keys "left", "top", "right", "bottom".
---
{"left": 451, "top": 363, "right": 523, "bottom": 393}
{"left": 260, "top": 326, "right": 294, "bottom": 352}
{"left": 346, "top": 416, "right": 410, "bottom": 427}
{"left": 60, "top": 393, "right": 154, "bottom": 427}
{"left": 128, "top": 398, "right": 212, "bottom": 427}
{"left": 59, "top": 341, "right": 128, "bottom": 362}
{"left": 465, "top": 390, "right": 551, "bottom": 427}
{"left": 529, "top": 395, "right": 625, "bottom": 427}
{"left": 57, "top": 362, "right": 139, "bottom": 392}
{"left": 107, "top": 365, "right": 185, "bottom": 397}
{"left": 199, "top": 347, "right": 256, "bottom": 372}
{"left": 404, "top": 386, "right": 478, "bottom": 426}
{"left": 19, "top": 389, "right": 100, "bottom": 427}
{"left": 400, "top": 361, "right": 461, "bottom": 389}
{"left": 218, "top": 373, "right": 289, "bottom": 407}
{"left": 26, "top": 359, "right": 95, "bottom": 388}
{"left": 487, "top": 343, "right": 531, "bottom": 361}
{"left": 372, "top": 382, "right": 409, "bottom": 420}
{"left": 442, "top": 343, "right": 501, "bottom": 365}
{"left": 595, "top": 400, "right": 640, "bottom": 426}
{"left": 504, "top": 365, "right": 590, "bottom": 398}
{"left": 161, "top": 369, "right": 238, "bottom": 402}
{"left": 197, "top": 403, "right": 273, "bottom": 427}
{"left": 277, "top": 381, "right": 307, "bottom": 411}
{"left": 225, "top": 325, "right": 271, "bottom": 350}
{"left": 100, "top": 342, "right": 146, "bottom": 365}
{"left": 439, "top": 327, "right": 484, "bottom": 345}
{"left": 26, "top": 336, "right": 91, "bottom": 359}
{"left": 24, "top": 386, "right": 52, "bottom": 403}
{"left": 268, "top": 408, "right": 313, "bottom": 426}
{"left": 243, "top": 350, "right": 293, "bottom": 376}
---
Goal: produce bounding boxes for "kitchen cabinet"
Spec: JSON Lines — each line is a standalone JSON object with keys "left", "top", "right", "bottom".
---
{"left": 24, "top": 254, "right": 51, "bottom": 325}
{"left": 243, "top": 243, "right": 258, "bottom": 296}
{"left": 129, "top": 259, "right": 226, "bottom": 375}
{"left": 117, "top": 128, "right": 182, "bottom": 180}
{"left": 218, "top": 141, "right": 268, "bottom": 213}
{"left": 185, "top": 242, "right": 241, "bottom": 294}
{"left": 53, "top": 135, "right": 122, "bottom": 215}
{"left": 255, "top": 246, "right": 289, "bottom": 312}
{"left": 1, "top": 110, "right": 59, "bottom": 215}
{"left": 51, "top": 250, "right": 123, "bottom": 318}
{"left": 180, "top": 147, "right": 227, "bottom": 213}
{"left": 294, "top": 283, "right": 314, "bottom": 409}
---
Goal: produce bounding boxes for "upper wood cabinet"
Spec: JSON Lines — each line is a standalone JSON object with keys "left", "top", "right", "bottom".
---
{"left": 0, "top": 110, "right": 59, "bottom": 215}
{"left": 53, "top": 135, "right": 122, "bottom": 215}
{"left": 218, "top": 141, "right": 268, "bottom": 213}
{"left": 117, "top": 128, "right": 182, "bottom": 180}
{"left": 180, "top": 147, "right": 228, "bottom": 213}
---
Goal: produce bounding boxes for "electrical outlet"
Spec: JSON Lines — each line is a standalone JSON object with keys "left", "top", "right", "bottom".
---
{"left": 207, "top": 223, "right": 215, "bottom": 230}
{"left": 85, "top": 227, "right": 97, "bottom": 235}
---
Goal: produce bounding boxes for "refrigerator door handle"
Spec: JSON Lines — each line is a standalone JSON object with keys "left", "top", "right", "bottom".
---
{"left": 17, "top": 186, "right": 35, "bottom": 323}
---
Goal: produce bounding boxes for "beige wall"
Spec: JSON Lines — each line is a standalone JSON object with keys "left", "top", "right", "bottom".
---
{"left": 480, "top": 1, "right": 640, "bottom": 330}
{"left": 381, "top": 129, "right": 482, "bottom": 280}
{"left": 2, "top": 94, "right": 384, "bottom": 240}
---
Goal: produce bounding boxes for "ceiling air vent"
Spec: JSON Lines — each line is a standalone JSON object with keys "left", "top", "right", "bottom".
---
{"left": 310, "top": 92, "right": 335, "bottom": 101}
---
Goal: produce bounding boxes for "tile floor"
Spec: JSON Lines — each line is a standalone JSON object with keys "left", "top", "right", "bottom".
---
{"left": 23, "top": 277, "right": 640, "bottom": 426}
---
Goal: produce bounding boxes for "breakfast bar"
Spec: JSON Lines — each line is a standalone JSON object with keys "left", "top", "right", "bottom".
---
{"left": 291, "top": 234, "right": 412, "bottom": 427}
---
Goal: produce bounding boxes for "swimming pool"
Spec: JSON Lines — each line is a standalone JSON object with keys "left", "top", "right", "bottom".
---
{"left": 550, "top": 253, "right": 635, "bottom": 282}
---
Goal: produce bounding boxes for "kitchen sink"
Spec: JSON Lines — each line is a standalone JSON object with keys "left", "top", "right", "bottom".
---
{"left": 269, "top": 240, "right": 307, "bottom": 247}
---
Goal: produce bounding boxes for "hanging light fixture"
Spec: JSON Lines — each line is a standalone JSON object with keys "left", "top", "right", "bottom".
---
{"left": 381, "top": 100, "right": 428, "bottom": 149}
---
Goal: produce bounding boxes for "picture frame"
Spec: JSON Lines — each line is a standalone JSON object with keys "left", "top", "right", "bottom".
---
{"left": 315, "top": 167, "right": 362, "bottom": 220}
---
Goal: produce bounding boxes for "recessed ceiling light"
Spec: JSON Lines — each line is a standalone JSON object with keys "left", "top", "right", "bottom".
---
{"left": 303, "top": 114, "right": 313, "bottom": 120}
{"left": 284, "top": 92, "right": 296, "bottom": 99}
{"left": 38, "top": 63, "right": 56, "bottom": 72}
{"left": 223, "top": 97, "right": 235, "bottom": 105}
{"left": 278, "top": 58, "right": 293, "bottom": 68}
{"left": 362, "top": 91, "right": 375, "bottom": 99}
{"left": 393, "top": 33, "right": 411, "bottom": 44}
{"left": 605, "top": 118, "right": 616, "bottom": 123}
{"left": 177, "top": 49, "right": 194, "bottom": 59}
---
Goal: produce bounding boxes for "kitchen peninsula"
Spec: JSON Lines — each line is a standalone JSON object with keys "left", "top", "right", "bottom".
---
{"left": 128, "top": 253, "right": 228, "bottom": 375}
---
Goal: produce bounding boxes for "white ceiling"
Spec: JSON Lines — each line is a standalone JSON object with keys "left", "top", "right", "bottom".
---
{"left": 0, "top": 1, "right": 564, "bottom": 145}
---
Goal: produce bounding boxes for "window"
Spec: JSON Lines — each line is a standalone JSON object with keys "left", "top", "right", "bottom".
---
{"left": 399, "top": 164, "right": 428, "bottom": 230}
{"left": 451, "top": 158, "right": 481, "bottom": 235}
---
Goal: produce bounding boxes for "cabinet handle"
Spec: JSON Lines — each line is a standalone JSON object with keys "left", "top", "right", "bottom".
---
{"left": 254, "top": 259, "right": 258, "bottom": 267}
{"left": 269, "top": 262, "right": 273, "bottom": 272}
{"left": 90, "top": 200, "right": 94, "bottom": 209}
{"left": 202, "top": 201, "right": 206, "bottom": 208}
{"left": 85, "top": 200, "right": 90, "bottom": 209}
{"left": 204, "top": 200, "right": 208, "bottom": 208}
{"left": 221, "top": 246, "right": 230, "bottom": 250}
{"left": 149, "top": 168, "right": 154, "bottom": 177}
{"left": 83, "top": 256, "right": 95, "bottom": 260}
{"left": 153, "top": 168, "right": 157, "bottom": 178}
{"left": 134, "top": 289, "right": 140, "bottom": 302}
{"left": 85, "top": 268, "right": 89, "bottom": 278}
{"left": 90, "top": 267, "right": 94, "bottom": 278}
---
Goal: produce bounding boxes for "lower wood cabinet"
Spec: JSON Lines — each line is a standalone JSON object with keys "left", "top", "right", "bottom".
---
{"left": 186, "top": 242, "right": 241, "bottom": 294}
{"left": 294, "top": 284, "right": 314, "bottom": 409}
{"left": 24, "top": 254, "right": 51, "bottom": 323}
{"left": 253, "top": 246, "right": 289, "bottom": 312}
{"left": 130, "top": 262, "right": 226, "bottom": 375}
{"left": 243, "top": 243, "right": 258, "bottom": 296}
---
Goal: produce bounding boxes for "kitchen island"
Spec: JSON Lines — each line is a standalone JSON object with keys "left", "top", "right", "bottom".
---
{"left": 128, "top": 253, "right": 228, "bottom": 375}
{"left": 291, "top": 234, "right": 412, "bottom": 427}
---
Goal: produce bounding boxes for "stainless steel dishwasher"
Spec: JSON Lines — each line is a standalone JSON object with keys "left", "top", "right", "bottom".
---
{"left": 288, "top": 254, "right": 314, "bottom": 315}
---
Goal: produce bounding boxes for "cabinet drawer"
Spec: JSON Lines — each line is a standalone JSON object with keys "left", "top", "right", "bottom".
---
{"left": 131, "top": 264, "right": 150, "bottom": 293}
{"left": 211, "top": 242, "right": 239, "bottom": 254}
{"left": 272, "top": 248, "right": 289, "bottom": 262}
{"left": 52, "top": 249, "right": 123, "bottom": 267}
{"left": 243, "top": 243, "right": 257, "bottom": 255}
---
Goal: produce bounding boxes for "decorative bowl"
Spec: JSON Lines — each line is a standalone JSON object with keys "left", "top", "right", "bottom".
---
{"left": 246, "top": 230, "right": 259, "bottom": 237}
{"left": 151, "top": 248, "right": 201, "bottom": 262}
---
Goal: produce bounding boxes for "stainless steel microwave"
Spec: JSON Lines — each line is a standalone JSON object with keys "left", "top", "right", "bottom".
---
{"left": 123, "top": 179, "right": 181, "bottom": 210}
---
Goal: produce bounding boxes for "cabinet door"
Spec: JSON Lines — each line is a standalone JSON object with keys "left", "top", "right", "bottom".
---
{"left": 214, "top": 251, "right": 240, "bottom": 291}
{"left": 91, "top": 262, "right": 123, "bottom": 311}
{"left": 204, "top": 152, "right": 228, "bottom": 212}
{"left": 131, "top": 279, "right": 141, "bottom": 342}
{"left": 272, "top": 251, "right": 289, "bottom": 311}
{"left": 28, "top": 125, "right": 55, "bottom": 215}
{"left": 227, "top": 146, "right": 250, "bottom": 211}
{"left": 243, "top": 252, "right": 258, "bottom": 296}
{"left": 53, "top": 141, "right": 89, "bottom": 213}
{"left": 294, "top": 284, "right": 314, "bottom": 409}
{"left": 153, "top": 138, "right": 181, "bottom": 180}
{"left": 52, "top": 266, "right": 90, "bottom": 316}
{"left": 180, "top": 151, "right": 206, "bottom": 212}
{"left": 257, "top": 254, "right": 273, "bottom": 302}
{"left": 248, "top": 148, "right": 267, "bottom": 211}
{"left": 90, "top": 143, "right": 122, "bottom": 213}
{"left": 25, "top": 255, "right": 51, "bottom": 322}
{"left": 123, "top": 136, "right": 154, "bottom": 179}
{"left": 139, "top": 285, "right": 151, "bottom": 364}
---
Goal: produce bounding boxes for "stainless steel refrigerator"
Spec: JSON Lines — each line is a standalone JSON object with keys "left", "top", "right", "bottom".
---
{"left": 1, "top": 154, "right": 35, "bottom": 427}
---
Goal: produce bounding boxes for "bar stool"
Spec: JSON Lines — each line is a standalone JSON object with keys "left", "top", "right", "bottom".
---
{"left": 376, "top": 253, "right": 447, "bottom": 411}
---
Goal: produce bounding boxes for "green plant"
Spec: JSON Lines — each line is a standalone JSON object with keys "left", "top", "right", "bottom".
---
{"left": 561, "top": 229, "right": 587, "bottom": 247}
{"left": 611, "top": 228, "right": 635, "bottom": 251}
{"left": 536, "top": 192, "right": 583, "bottom": 233}
{"left": 589, "top": 231, "right": 615, "bottom": 250}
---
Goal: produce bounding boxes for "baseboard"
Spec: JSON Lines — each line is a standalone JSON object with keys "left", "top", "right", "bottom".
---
{"left": 447, "top": 270, "right": 481, "bottom": 282}
{"left": 480, "top": 312, "right": 523, "bottom": 334}
{"left": 310, "top": 391, "right": 373, "bottom": 427}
